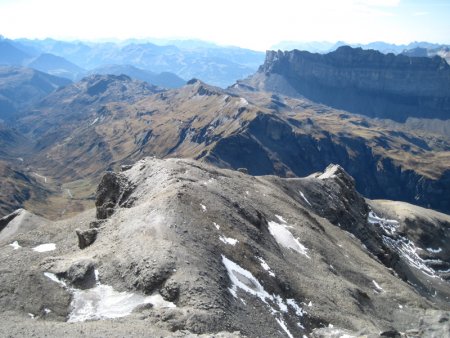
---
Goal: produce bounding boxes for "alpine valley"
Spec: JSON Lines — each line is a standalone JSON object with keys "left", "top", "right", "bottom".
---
{"left": 0, "top": 36, "right": 449, "bottom": 338}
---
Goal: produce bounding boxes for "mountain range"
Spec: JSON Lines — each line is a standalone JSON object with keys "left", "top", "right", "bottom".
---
{"left": 0, "top": 39, "right": 449, "bottom": 337}
{"left": 272, "top": 40, "right": 450, "bottom": 62}
{"left": 0, "top": 36, "right": 264, "bottom": 88}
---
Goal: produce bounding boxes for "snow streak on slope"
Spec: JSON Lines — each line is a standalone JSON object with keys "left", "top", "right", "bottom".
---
{"left": 222, "top": 255, "right": 306, "bottom": 337}
{"left": 368, "top": 211, "right": 444, "bottom": 278}
{"left": 268, "top": 218, "right": 310, "bottom": 258}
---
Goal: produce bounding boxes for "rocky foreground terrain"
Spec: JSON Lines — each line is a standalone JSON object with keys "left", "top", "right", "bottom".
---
{"left": 1, "top": 157, "right": 449, "bottom": 337}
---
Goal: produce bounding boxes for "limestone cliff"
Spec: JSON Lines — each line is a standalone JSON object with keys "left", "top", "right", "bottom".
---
{"left": 243, "top": 46, "right": 450, "bottom": 122}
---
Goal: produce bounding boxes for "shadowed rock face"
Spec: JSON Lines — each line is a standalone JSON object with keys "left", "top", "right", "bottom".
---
{"left": 244, "top": 46, "right": 450, "bottom": 122}
{"left": 0, "top": 157, "right": 448, "bottom": 337}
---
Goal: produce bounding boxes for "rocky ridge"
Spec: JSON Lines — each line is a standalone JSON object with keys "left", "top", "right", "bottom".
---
{"left": 0, "top": 157, "right": 449, "bottom": 337}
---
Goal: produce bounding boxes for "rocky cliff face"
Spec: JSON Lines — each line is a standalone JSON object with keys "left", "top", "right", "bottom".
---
{"left": 0, "top": 158, "right": 448, "bottom": 337}
{"left": 242, "top": 46, "right": 450, "bottom": 122}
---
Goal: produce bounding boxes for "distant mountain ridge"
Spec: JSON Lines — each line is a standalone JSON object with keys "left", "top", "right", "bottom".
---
{"left": 272, "top": 40, "right": 450, "bottom": 55}
{"left": 25, "top": 53, "right": 85, "bottom": 80}
{"left": 0, "top": 66, "right": 71, "bottom": 122}
{"left": 240, "top": 46, "right": 450, "bottom": 122}
{"left": 88, "top": 64, "right": 185, "bottom": 88}
{"left": 12, "top": 38, "right": 265, "bottom": 87}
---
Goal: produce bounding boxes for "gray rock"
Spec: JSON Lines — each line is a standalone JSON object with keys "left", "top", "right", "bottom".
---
{"left": 65, "top": 259, "right": 96, "bottom": 289}
{"left": 75, "top": 228, "right": 98, "bottom": 249}
{"left": 95, "top": 172, "right": 135, "bottom": 219}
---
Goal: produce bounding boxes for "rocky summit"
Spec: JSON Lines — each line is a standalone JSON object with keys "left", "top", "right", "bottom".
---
{"left": 240, "top": 46, "right": 450, "bottom": 122}
{"left": 0, "top": 157, "right": 449, "bottom": 337}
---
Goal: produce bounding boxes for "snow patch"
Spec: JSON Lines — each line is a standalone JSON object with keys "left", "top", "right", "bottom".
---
{"left": 222, "top": 255, "right": 306, "bottom": 337}
{"left": 33, "top": 243, "right": 56, "bottom": 252}
{"left": 213, "top": 222, "right": 220, "bottom": 230}
{"left": 90, "top": 117, "right": 99, "bottom": 126}
{"left": 368, "top": 211, "right": 441, "bottom": 278}
{"left": 287, "top": 299, "right": 305, "bottom": 317}
{"left": 44, "top": 272, "right": 67, "bottom": 287}
{"left": 372, "top": 280, "right": 383, "bottom": 292}
{"left": 69, "top": 286, "right": 175, "bottom": 322}
{"left": 9, "top": 241, "right": 21, "bottom": 250}
{"left": 219, "top": 236, "right": 238, "bottom": 246}
{"left": 200, "top": 204, "right": 207, "bottom": 212}
{"left": 33, "top": 172, "right": 47, "bottom": 183}
{"left": 239, "top": 97, "right": 248, "bottom": 106}
{"left": 299, "top": 190, "right": 312, "bottom": 206}
{"left": 258, "top": 257, "right": 275, "bottom": 277}
{"left": 276, "top": 317, "right": 294, "bottom": 338}
{"left": 268, "top": 221, "right": 310, "bottom": 258}
{"left": 368, "top": 211, "right": 399, "bottom": 235}
{"left": 44, "top": 270, "right": 175, "bottom": 323}
{"left": 275, "top": 215, "right": 287, "bottom": 223}
{"left": 222, "top": 255, "right": 272, "bottom": 303}
{"left": 318, "top": 165, "right": 340, "bottom": 179}
{"left": 427, "top": 247, "right": 442, "bottom": 254}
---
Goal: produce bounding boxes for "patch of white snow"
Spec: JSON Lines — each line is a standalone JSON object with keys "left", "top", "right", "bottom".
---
{"left": 222, "top": 255, "right": 272, "bottom": 303}
{"left": 33, "top": 243, "right": 56, "bottom": 252}
{"left": 268, "top": 221, "right": 310, "bottom": 258}
{"left": 275, "top": 317, "right": 294, "bottom": 338}
{"left": 275, "top": 215, "right": 287, "bottom": 223}
{"left": 372, "top": 280, "right": 383, "bottom": 292}
{"left": 258, "top": 257, "right": 275, "bottom": 277}
{"left": 299, "top": 191, "right": 312, "bottom": 206}
{"left": 200, "top": 204, "right": 207, "bottom": 212}
{"left": 45, "top": 271, "right": 175, "bottom": 323}
{"left": 318, "top": 165, "right": 340, "bottom": 179}
{"left": 287, "top": 299, "right": 305, "bottom": 317}
{"left": 219, "top": 236, "right": 238, "bottom": 246}
{"left": 9, "top": 241, "right": 21, "bottom": 250}
{"left": 44, "top": 272, "right": 67, "bottom": 287}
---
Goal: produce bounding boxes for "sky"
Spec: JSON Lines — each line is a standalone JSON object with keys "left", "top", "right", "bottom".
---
{"left": 0, "top": 0, "right": 449, "bottom": 50}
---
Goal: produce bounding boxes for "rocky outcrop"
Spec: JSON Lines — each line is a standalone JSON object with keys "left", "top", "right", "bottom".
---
{"left": 243, "top": 46, "right": 450, "bottom": 122}
{"left": 1, "top": 157, "right": 448, "bottom": 337}
{"left": 95, "top": 171, "right": 135, "bottom": 219}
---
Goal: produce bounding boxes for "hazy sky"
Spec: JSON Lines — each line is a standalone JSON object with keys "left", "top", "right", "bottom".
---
{"left": 0, "top": 0, "right": 449, "bottom": 50}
